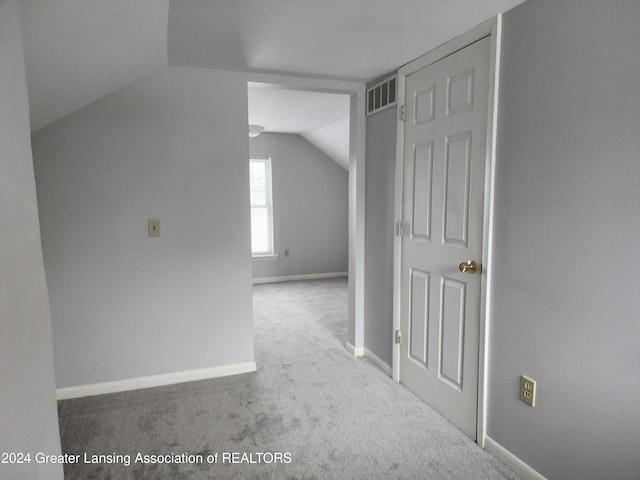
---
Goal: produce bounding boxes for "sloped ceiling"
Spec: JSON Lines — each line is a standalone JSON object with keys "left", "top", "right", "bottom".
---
{"left": 20, "top": 0, "right": 527, "bottom": 136}
{"left": 248, "top": 84, "right": 350, "bottom": 169}
{"left": 19, "top": 0, "right": 169, "bottom": 132}
{"left": 301, "top": 118, "right": 350, "bottom": 170}
{"left": 168, "top": 0, "right": 525, "bottom": 168}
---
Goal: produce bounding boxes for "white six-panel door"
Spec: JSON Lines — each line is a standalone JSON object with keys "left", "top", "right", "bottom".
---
{"left": 398, "top": 36, "right": 490, "bottom": 440}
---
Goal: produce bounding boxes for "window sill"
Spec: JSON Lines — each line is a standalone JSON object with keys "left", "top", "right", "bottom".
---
{"left": 252, "top": 254, "right": 279, "bottom": 261}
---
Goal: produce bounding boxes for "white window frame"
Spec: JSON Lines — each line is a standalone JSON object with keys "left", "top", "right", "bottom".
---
{"left": 250, "top": 157, "right": 276, "bottom": 258}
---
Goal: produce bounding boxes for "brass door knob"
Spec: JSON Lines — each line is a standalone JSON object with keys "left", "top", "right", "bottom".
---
{"left": 459, "top": 260, "right": 478, "bottom": 274}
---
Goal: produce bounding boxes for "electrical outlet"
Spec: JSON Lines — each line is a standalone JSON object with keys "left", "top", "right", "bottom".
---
{"left": 520, "top": 375, "right": 536, "bottom": 407}
{"left": 148, "top": 219, "right": 160, "bottom": 237}
{"left": 284, "top": 248, "right": 290, "bottom": 257}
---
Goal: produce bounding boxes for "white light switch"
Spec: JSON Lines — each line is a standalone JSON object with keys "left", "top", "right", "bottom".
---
{"left": 148, "top": 219, "right": 160, "bottom": 237}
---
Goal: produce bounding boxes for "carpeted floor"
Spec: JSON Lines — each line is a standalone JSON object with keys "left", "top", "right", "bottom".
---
{"left": 58, "top": 278, "right": 520, "bottom": 479}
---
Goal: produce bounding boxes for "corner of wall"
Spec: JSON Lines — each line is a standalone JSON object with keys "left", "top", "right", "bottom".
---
{"left": 0, "top": 1, "right": 63, "bottom": 478}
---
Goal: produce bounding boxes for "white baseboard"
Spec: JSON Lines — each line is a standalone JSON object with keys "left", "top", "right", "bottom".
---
{"left": 363, "top": 348, "right": 392, "bottom": 376}
{"left": 484, "top": 435, "right": 547, "bottom": 480}
{"left": 346, "top": 345, "right": 392, "bottom": 376}
{"left": 56, "top": 362, "right": 257, "bottom": 400}
{"left": 253, "top": 272, "right": 347, "bottom": 284}
{"left": 346, "top": 343, "right": 364, "bottom": 357}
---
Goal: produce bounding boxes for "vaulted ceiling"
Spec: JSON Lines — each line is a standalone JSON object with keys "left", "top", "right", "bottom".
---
{"left": 19, "top": 0, "right": 526, "bottom": 149}
{"left": 19, "top": 0, "right": 170, "bottom": 132}
{"left": 247, "top": 84, "right": 351, "bottom": 168}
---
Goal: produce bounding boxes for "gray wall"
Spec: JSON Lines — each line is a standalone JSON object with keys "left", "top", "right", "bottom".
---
{"left": 0, "top": 0, "right": 63, "bottom": 477}
{"left": 364, "top": 105, "right": 397, "bottom": 366}
{"left": 33, "top": 66, "right": 255, "bottom": 388}
{"left": 488, "top": 0, "right": 640, "bottom": 478}
{"left": 249, "top": 132, "right": 348, "bottom": 279}
{"left": 361, "top": 0, "right": 640, "bottom": 477}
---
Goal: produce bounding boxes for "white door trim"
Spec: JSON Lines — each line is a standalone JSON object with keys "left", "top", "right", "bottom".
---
{"left": 392, "top": 15, "right": 502, "bottom": 446}
{"left": 246, "top": 72, "right": 367, "bottom": 358}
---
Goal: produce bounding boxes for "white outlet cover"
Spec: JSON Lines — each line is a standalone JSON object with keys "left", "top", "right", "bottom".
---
{"left": 520, "top": 375, "right": 536, "bottom": 407}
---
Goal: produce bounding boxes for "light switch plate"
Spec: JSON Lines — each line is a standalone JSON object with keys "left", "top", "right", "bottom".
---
{"left": 148, "top": 219, "right": 160, "bottom": 237}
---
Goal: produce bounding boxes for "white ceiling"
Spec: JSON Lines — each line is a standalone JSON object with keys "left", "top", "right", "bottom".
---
{"left": 19, "top": 0, "right": 527, "bottom": 145}
{"left": 301, "top": 118, "right": 350, "bottom": 170}
{"left": 19, "top": 0, "right": 169, "bottom": 132}
{"left": 248, "top": 84, "right": 350, "bottom": 134}
{"left": 168, "top": 0, "right": 527, "bottom": 81}
{"left": 248, "top": 84, "right": 350, "bottom": 169}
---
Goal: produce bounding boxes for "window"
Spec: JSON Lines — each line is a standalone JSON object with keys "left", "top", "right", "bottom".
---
{"left": 249, "top": 158, "right": 274, "bottom": 256}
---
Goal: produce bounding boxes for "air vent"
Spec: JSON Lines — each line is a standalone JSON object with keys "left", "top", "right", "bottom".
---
{"left": 366, "top": 75, "right": 397, "bottom": 116}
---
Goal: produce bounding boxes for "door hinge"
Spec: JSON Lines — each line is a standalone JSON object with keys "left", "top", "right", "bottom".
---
{"left": 400, "top": 104, "right": 406, "bottom": 121}
{"left": 396, "top": 221, "right": 405, "bottom": 237}
{"left": 395, "top": 329, "right": 402, "bottom": 345}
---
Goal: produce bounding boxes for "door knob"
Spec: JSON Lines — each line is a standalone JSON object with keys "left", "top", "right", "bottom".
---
{"left": 459, "top": 260, "right": 478, "bottom": 274}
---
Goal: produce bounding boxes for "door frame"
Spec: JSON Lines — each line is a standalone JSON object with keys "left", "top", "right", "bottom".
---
{"left": 246, "top": 72, "right": 367, "bottom": 360}
{"left": 392, "top": 15, "right": 502, "bottom": 446}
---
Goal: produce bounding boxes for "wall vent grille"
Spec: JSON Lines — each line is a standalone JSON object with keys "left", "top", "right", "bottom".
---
{"left": 367, "top": 75, "right": 397, "bottom": 116}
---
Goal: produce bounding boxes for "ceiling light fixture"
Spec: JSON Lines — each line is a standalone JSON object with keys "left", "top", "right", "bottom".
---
{"left": 248, "top": 125, "right": 265, "bottom": 138}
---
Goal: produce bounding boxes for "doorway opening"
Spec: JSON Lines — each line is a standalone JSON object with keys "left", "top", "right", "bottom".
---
{"left": 246, "top": 78, "right": 366, "bottom": 356}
